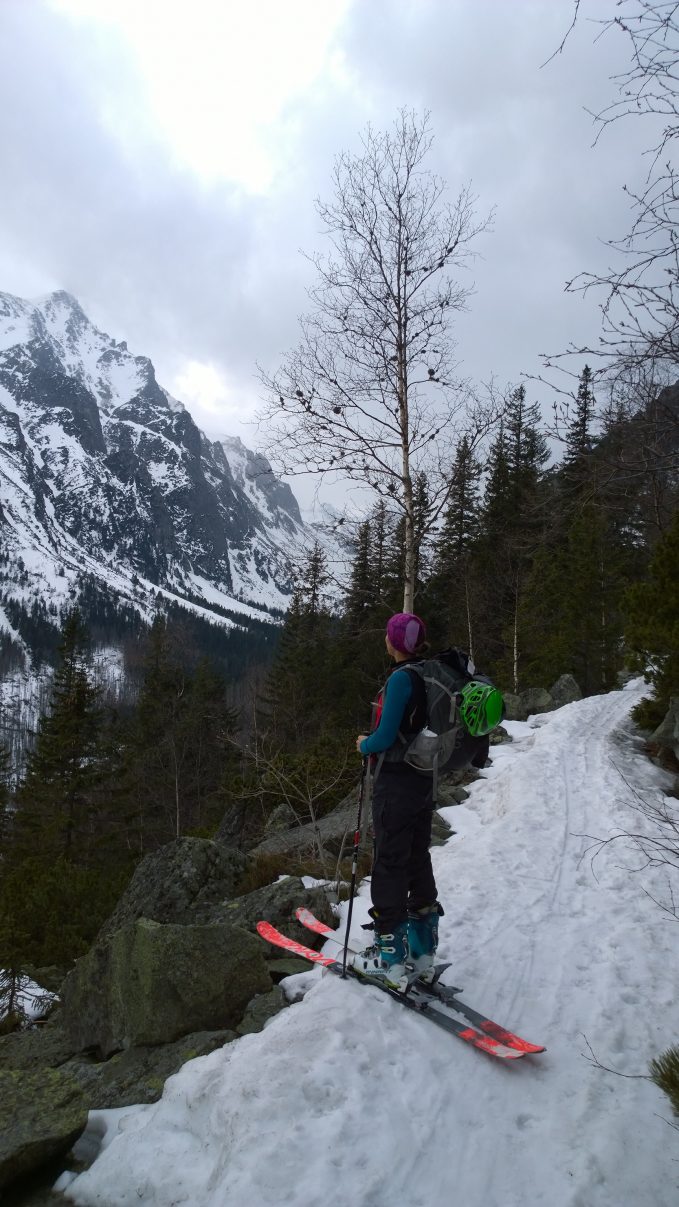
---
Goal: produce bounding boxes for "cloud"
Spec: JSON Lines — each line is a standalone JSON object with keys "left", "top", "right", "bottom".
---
{"left": 0, "top": 0, "right": 660, "bottom": 518}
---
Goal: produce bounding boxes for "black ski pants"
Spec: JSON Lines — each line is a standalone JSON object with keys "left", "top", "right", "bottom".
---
{"left": 370, "top": 767, "right": 438, "bottom": 932}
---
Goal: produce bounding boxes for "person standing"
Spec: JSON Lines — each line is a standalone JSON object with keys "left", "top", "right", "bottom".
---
{"left": 353, "top": 612, "right": 443, "bottom": 990}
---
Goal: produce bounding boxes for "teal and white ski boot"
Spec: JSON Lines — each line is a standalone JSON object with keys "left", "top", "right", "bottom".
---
{"left": 407, "top": 903, "right": 442, "bottom": 984}
{"left": 352, "top": 921, "right": 409, "bottom": 990}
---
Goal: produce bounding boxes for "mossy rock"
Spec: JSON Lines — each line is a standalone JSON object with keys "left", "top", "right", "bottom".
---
{"left": 60, "top": 918, "right": 271, "bottom": 1058}
{"left": 0, "top": 1069, "right": 87, "bottom": 1190}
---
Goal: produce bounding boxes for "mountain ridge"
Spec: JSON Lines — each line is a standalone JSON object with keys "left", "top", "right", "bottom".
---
{"left": 0, "top": 289, "right": 320, "bottom": 668}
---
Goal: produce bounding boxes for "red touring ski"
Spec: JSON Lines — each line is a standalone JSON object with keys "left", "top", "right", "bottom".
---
{"left": 257, "top": 919, "right": 543, "bottom": 1061}
{"left": 293, "top": 907, "right": 546, "bottom": 1057}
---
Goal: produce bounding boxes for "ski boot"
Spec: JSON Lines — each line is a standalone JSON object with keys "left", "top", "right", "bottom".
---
{"left": 351, "top": 920, "right": 409, "bottom": 991}
{"left": 407, "top": 902, "right": 443, "bottom": 984}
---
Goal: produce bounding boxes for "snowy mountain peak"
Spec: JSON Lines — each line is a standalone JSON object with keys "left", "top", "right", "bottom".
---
{"left": 218, "top": 434, "right": 302, "bottom": 527}
{"left": 0, "top": 289, "right": 325, "bottom": 669}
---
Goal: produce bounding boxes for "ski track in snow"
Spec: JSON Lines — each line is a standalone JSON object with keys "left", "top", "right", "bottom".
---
{"left": 63, "top": 682, "right": 679, "bottom": 1207}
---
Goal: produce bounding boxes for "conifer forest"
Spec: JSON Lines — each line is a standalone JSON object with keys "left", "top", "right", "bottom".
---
{"left": 0, "top": 0, "right": 678, "bottom": 1149}
{"left": 1, "top": 363, "right": 677, "bottom": 982}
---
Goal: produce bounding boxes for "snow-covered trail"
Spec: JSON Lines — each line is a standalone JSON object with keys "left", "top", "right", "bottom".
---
{"left": 63, "top": 682, "right": 679, "bottom": 1207}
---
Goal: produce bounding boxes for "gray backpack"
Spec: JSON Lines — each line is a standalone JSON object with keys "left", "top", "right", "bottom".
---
{"left": 400, "top": 658, "right": 470, "bottom": 775}
{"left": 376, "top": 650, "right": 475, "bottom": 784}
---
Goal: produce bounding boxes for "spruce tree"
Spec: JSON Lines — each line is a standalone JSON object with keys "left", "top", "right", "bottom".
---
{"left": 181, "top": 657, "right": 239, "bottom": 835}
{"left": 0, "top": 741, "right": 10, "bottom": 848}
{"left": 264, "top": 545, "right": 337, "bottom": 750}
{"left": 650, "top": 1046, "right": 679, "bottom": 1118}
{"left": 424, "top": 436, "right": 482, "bottom": 650}
{"left": 120, "top": 615, "right": 238, "bottom": 847}
{"left": 520, "top": 483, "right": 641, "bottom": 695}
{"left": 505, "top": 386, "right": 550, "bottom": 522}
{"left": 345, "top": 521, "right": 374, "bottom": 632}
{"left": 249, "top": 544, "right": 357, "bottom": 842}
{"left": 371, "top": 500, "right": 390, "bottom": 606}
{"left": 439, "top": 436, "right": 482, "bottom": 564}
{"left": 14, "top": 609, "right": 104, "bottom": 862}
{"left": 2, "top": 611, "right": 128, "bottom": 974}
{"left": 625, "top": 507, "right": 679, "bottom": 727}
{"left": 565, "top": 366, "right": 596, "bottom": 473}
{"left": 473, "top": 390, "right": 550, "bottom": 681}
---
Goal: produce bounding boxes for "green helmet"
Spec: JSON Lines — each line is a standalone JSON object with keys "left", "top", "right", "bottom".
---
{"left": 460, "top": 680, "right": 504, "bottom": 737}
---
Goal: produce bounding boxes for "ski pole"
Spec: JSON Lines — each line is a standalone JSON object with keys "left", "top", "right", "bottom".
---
{"left": 342, "top": 755, "right": 369, "bottom": 977}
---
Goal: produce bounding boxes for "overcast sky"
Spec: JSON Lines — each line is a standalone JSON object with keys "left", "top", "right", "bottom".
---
{"left": 0, "top": 0, "right": 652, "bottom": 513}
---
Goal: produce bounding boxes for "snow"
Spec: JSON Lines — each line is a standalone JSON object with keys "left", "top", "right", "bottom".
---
{"left": 13, "top": 977, "right": 57, "bottom": 1022}
{"left": 60, "top": 681, "right": 679, "bottom": 1207}
{"left": 0, "top": 293, "right": 36, "bottom": 351}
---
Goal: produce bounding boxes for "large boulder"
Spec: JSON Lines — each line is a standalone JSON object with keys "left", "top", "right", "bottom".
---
{"left": 0, "top": 1020, "right": 76, "bottom": 1072}
{"left": 0, "top": 1018, "right": 237, "bottom": 1112}
{"left": 236, "top": 987, "right": 286, "bottom": 1036}
{"left": 502, "top": 692, "right": 524, "bottom": 721}
{"left": 60, "top": 918, "right": 271, "bottom": 1058}
{"left": 250, "top": 778, "right": 457, "bottom": 862}
{"left": 650, "top": 698, "right": 679, "bottom": 764}
{"left": 0, "top": 1068, "right": 87, "bottom": 1190}
{"left": 251, "top": 784, "right": 361, "bottom": 860}
{"left": 61, "top": 1028, "right": 237, "bottom": 1109}
{"left": 213, "top": 799, "right": 261, "bottom": 849}
{"left": 549, "top": 674, "right": 582, "bottom": 708}
{"left": 430, "top": 811, "right": 453, "bottom": 845}
{"left": 490, "top": 724, "right": 512, "bottom": 745}
{"left": 519, "top": 687, "right": 554, "bottom": 717}
{"left": 196, "top": 876, "right": 334, "bottom": 952}
{"left": 98, "top": 838, "right": 247, "bottom": 939}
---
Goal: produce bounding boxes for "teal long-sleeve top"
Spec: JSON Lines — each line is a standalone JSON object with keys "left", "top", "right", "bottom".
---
{"left": 359, "top": 669, "right": 414, "bottom": 756}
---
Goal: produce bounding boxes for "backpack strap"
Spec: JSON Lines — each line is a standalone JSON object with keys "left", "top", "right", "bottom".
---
{"left": 370, "top": 663, "right": 425, "bottom": 782}
{"left": 399, "top": 664, "right": 428, "bottom": 734}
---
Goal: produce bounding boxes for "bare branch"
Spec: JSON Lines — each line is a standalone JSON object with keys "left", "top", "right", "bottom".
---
{"left": 541, "top": 0, "right": 582, "bottom": 67}
{"left": 543, "top": 2, "right": 679, "bottom": 391}
{"left": 258, "top": 110, "right": 494, "bottom": 610}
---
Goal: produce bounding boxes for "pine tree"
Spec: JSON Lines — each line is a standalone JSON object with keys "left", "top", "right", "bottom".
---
{"left": 473, "top": 390, "right": 550, "bottom": 681}
{"left": 371, "top": 499, "right": 390, "bottom": 605}
{"left": 1, "top": 611, "right": 130, "bottom": 975}
{"left": 0, "top": 741, "right": 10, "bottom": 848}
{"left": 13, "top": 609, "right": 104, "bottom": 863}
{"left": 180, "top": 657, "right": 239, "bottom": 835}
{"left": 412, "top": 472, "right": 432, "bottom": 589}
{"left": 381, "top": 513, "right": 407, "bottom": 616}
{"left": 625, "top": 507, "right": 679, "bottom": 727}
{"left": 482, "top": 421, "right": 512, "bottom": 542}
{"left": 439, "top": 436, "right": 482, "bottom": 564}
{"left": 565, "top": 365, "right": 597, "bottom": 471}
{"left": 520, "top": 493, "right": 639, "bottom": 695}
{"left": 424, "top": 436, "right": 482, "bottom": 650}
{"left": 264, "top": 546, "right": 337, "bottom": 750}
{"left": 304, "top": 542, "right": 331, "bottom": 622}
{"left": 650, "top": 1046, "right": 679, "bottom": 1118}
{"left": 119, "top": 616, "right": 239, "bottom": 847}
{"left": 345, "top": 521, "right": 373, "bottom": 631}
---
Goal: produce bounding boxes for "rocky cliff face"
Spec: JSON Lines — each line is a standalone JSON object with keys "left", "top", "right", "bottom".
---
{"left": 0, "top": 290, "right": 314, "bottom": 664}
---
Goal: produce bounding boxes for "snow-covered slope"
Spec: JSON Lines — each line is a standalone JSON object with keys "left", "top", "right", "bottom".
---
{"left": 61, "top": 682, "right": 679, "bottom": 1207}
{"left": 0, "top": 290, "right": 323, "bottom": 655}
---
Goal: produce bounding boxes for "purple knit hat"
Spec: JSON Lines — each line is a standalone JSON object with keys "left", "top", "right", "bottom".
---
{"left": 386, "top": 612, "right": 426, "bottom": 655}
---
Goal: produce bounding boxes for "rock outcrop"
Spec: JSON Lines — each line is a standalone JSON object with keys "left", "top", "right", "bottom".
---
{"left": 98, "top": 838, "right": 247, "bottom": 939}
{"left": 60, "top": 918, "right": 271, "bottom": 1059}
{"left": 0, "top": 1069, "right": 87, "bottom": 1191}
{"left": 649, "top": 698, "right": 679, "bottom": 766}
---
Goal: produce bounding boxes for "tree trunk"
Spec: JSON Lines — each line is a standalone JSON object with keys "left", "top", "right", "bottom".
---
{"left": 513, "top": 580, "right": 520, "bottom": 695}
{"left": 465, "top": 567, "right": 474, "bottom": 660}
{"left": 399, "top": 319, "right": 416, "bottom": 612}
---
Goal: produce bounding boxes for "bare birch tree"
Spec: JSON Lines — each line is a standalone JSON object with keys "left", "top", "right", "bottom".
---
{"left": 549, "top": 2, "right": 679, "bottom": 384}
{"left": 259, "top": 110, "right": 493, "bottom": 611}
